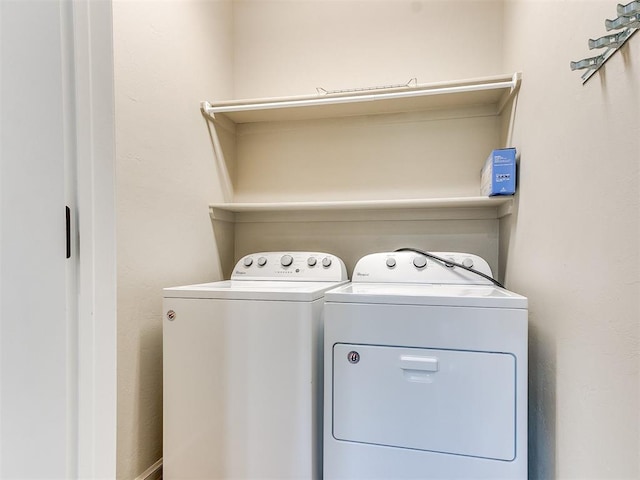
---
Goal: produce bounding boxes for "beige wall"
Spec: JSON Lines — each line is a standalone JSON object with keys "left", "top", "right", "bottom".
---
{"left": 228, "top": 0, "right": 508, "bottom": 276}
{"left": 113, "top": 0, "right": 639, "bottom": 478}
{"left": 501, "top": 1, "right": 639, "bottom": 478}
{"left": 233, "top": 0, "right": 505, "bottom": 98}
{"left": 112, "top": 1, "right": 233, "bottom": 478}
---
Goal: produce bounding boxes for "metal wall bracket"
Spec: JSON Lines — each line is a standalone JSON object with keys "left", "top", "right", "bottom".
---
{"left": 589, "top": 31, "right": 628, "bottom": 49}
{"left": 605, "top": 13, "right": 640, "bottom": 30}
{"left": 570, "top": 56, "right": 604, "bottom": 70}
{"left": 570, "top": 1, "right": 639, "bottom": 83}
{"left": 617, "top": 1, "right": 640, "bottom": 16}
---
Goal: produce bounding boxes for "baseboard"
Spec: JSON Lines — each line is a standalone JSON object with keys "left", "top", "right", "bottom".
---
{"left": 134, "top": 458, "right": 162, "bottom": 480}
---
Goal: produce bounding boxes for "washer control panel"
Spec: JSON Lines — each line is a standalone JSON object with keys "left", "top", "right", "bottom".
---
{"left": 232, "top": 252, "right": 348, "bottom": 281}
{"left": 352, "top": 251, "right": 494, "bottom": 285}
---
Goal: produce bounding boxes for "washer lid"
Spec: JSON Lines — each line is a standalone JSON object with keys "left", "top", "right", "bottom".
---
{"left": 324, "top": 283, "right": 527, "bottom": 309}
{"left": 164, "top": 280, "right": 349, "bottom": 302}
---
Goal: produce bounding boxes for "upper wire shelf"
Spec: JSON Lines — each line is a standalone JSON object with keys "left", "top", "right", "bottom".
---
{"left": 201, "top": 73, "right": 521, "bottom": 124}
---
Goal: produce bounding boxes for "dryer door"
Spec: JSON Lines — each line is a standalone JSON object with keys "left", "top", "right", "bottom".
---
{"left": 332, "top": 344, "right": 516, "bottom": 461}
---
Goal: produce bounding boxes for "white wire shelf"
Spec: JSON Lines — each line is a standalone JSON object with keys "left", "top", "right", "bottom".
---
{"left": 209, "top": 196, "right": 514, "bottom": 223}
{"left": 201, "top": 73, "right": 521, "bottom": 124}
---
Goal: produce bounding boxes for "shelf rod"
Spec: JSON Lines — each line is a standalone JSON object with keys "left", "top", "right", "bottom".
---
{"left": 201, "top": 78, "right": 518, "bottom": 119}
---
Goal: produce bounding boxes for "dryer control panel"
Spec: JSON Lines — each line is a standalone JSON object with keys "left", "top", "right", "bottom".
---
{"left": 352, "top": 251, "right": 493, "bottom": 285}
{"left": 232, "top": 251, "right": 348, "bottom": 281}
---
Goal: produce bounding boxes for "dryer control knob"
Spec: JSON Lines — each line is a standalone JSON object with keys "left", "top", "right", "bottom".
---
{"left": 462, "top": 257, "right": 474, "bottom": 268}
{"left": 307, "top": 257, "right": 317, "bottom": 267}
{"left": 243, "top": 257, "right": 253, "bottom": 267}
{"left": 281, "top": 254, "right": 293, "bottom": 267}
{"left": 257, "top": 257, "right": 267, "bottom": 267}
{"left": 386, "top": 257, "right": 396, "bottom": 268}
{"left": 445, "top": 257, "right": 455, "bottom": 268}
{"left": 413, "top": 256, "right": 427, "bottom": 269}
{"left": 322, "top": 257, "right": 332, "bottom": 268}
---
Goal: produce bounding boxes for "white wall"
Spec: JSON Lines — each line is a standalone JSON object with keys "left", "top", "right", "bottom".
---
{"left": 501, "top": 1, "right": 639, "bottom": 478}
{"left": 232, "top": 1, "right": 640, "bottom": 478}
{"left": 233, "top": 0, "right": 505, "bottom": 98}
{"left": 229, "top": 0, "right": 508, "bottom": 275}
{"left": 112, "top": 1, "right": 233, "bottom": 478}
{"left": 231, "top": 0, "right": 507, "bottom": 199}
{"left": 112, "top": 1, "right": 639, "bottom": 478}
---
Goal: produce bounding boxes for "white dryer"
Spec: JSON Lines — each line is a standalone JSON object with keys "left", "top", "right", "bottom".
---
{"left": 323, "top": 251, "right": 527, "bottom": 480}
{"left": 163, "top": 252, "right": 348, "bottom": 480}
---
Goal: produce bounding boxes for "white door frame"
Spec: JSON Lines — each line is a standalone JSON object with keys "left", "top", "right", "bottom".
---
{"left": 72, "top": 1, "right": 117, "bottom": 478}
{"left": 1, "top": 0, "right": 116, "bottom": 477}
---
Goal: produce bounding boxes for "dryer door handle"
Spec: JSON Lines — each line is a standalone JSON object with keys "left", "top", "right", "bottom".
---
{"left": 399, "top": 355, "right": 439, "bottom": 372}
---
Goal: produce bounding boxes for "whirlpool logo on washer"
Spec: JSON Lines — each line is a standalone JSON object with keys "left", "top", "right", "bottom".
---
{"left": 234, "top": 270, "right": 247, "bottom": 275}
{"left": 347, "top": 351, "right": 360, "bottom": 364}
{"left": 355, "top": 272, "right": 370, "bottom": 277}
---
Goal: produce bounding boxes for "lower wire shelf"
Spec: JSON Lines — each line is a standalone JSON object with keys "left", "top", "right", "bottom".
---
{"left": 209, "top": 196, "right": 514, "bottom": 223}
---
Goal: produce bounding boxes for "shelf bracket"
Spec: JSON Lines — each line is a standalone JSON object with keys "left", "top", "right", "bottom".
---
{"left": 200, "top": 101, "right": 216, "bottom": 122}
{"left": 588, "top": 31, "right": 628, "bottom": 49}
{"left": 570, "top": 55, "right": 604, "bottom": 71}
{"left": 605, "top": 12, "right": 640, "bottom": 30}
{"left": 209, "top": 206, "right": 236, "bottom": 223}
{"left": 618, "top": 0, "right": 640, "bottom": 15}
{"left": 570, "top": 1, "right": 639, "bottom": 83}
{"left": 496, "top": 72, "right": 522, "bottom": 115}
{"left": 201, "top": 101, "right": 235, "bottom": 202}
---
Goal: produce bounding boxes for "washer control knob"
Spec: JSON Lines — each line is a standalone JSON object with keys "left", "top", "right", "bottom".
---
{"left": 307, "top": 257, "right": 317, "bottom": 267}
{"left": 281, "top": 254, "right": 293, "bottom": 267}
{"left": 243, "top": 257, "right": 253, "bottom": 267}
{"left": 445, "top": 257, "right": 456, "bottom": 268}
{"left": 257, "top": 257, "right": 267, "bottom": 267}
{"left": 322, "top": 257, "right": 332, "bottom": 268}
{"left": 462, "top": 257, "right": 474, "bottom": 268}
{"left": 413, "top": 256, "right": 427, "bottom": 269}
{"left": 386, "top": 257, "right": 396, "bottom": 268}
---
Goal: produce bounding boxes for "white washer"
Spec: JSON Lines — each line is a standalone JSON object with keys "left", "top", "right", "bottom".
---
{"left": 323, "top": 251, "right": 528, "bottom": 480}
{"left": 163, "top": 252, "right": 348, "bottom": 480}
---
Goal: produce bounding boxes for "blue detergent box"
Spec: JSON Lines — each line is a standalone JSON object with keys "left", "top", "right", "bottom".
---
{"left": 480, "top": 148, "right": 517, "bottom": 196}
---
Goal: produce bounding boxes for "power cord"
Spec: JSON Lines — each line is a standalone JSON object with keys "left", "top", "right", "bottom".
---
{"left": 394, "top": 247, "right": 505, "bottom": 289}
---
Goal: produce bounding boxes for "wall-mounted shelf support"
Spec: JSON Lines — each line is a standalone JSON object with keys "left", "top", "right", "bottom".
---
{"left": 606, "top": 13, "right": 640, "bottom": 30}
{"left": 570, "top": 56, "right": 603, "bottom": 71}
{"left": 618, "top": 0, "right": 640, "bottom": 15}
{"left": 571, "top": 1, "right": 638, "bottom": 83}
{"left": 588, "top": 31, "right": 629, "bottom": 49}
